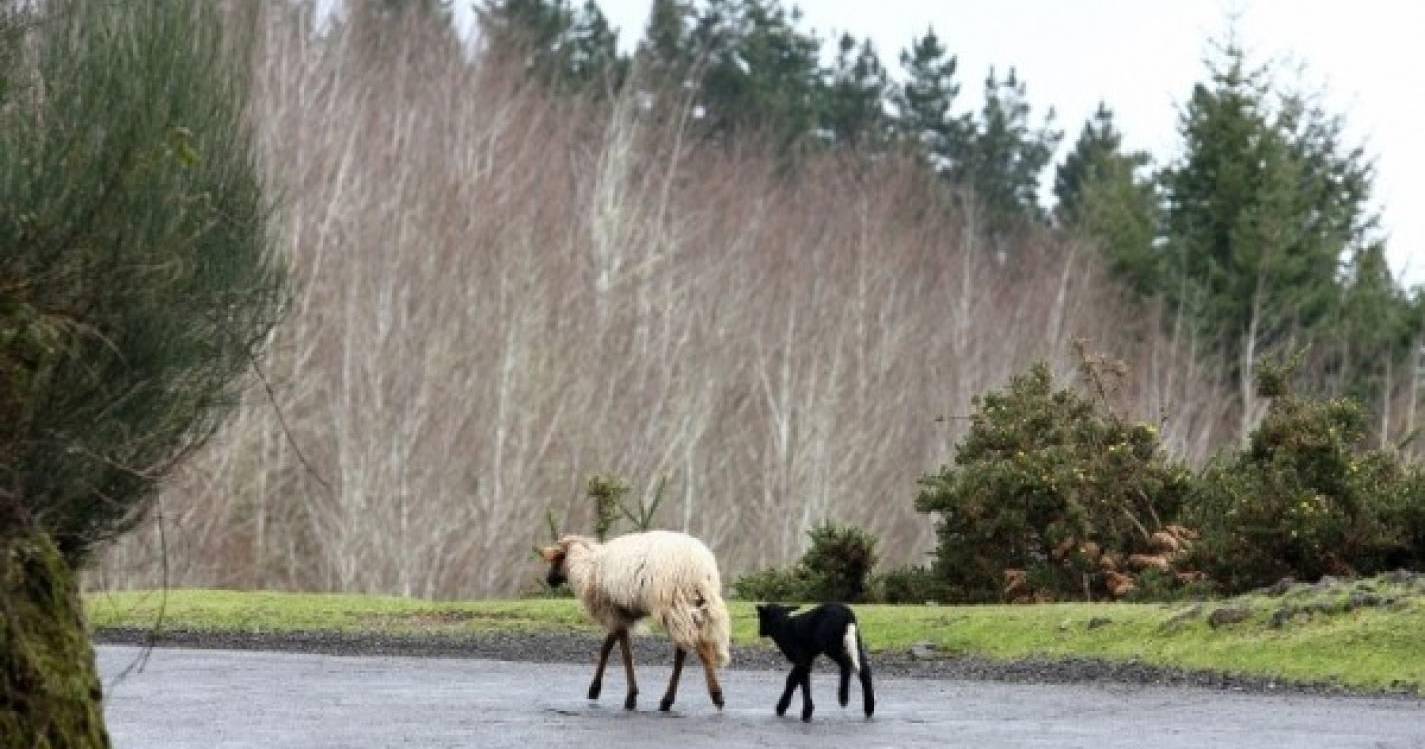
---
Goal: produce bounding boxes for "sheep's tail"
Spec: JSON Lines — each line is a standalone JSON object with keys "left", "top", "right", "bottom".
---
{"left": 844, "top": 623, "right": 861, "bottom": 673}
{"left": 699, "top": 577, "right": 732, "bottom": 667}
{"left": 660, "top": 576, "right": 731, "bottom": 667}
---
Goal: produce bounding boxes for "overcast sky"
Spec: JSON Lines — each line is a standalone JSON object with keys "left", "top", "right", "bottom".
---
{"left": 451, "top": 1, "right": 1424, "bottom": 284}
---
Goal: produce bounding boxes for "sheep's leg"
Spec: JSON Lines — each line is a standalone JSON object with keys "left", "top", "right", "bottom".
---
{"left": 658, "top": 647, "right": 686, "bottom": 711}
{"left": 798, "top": 664, "right": 815, "bottom": 723}
{"left": 588, "top": 633, "right": 618, "bottom": 700}
{"left": 775, "top": 666, "right": 801, "bottom": 717}
{"left": 696, "top": 642, "right": 724, "bottom": 709}
{"left": 833, "top": 653, "right": 852, "bottom": 707}
{"left": 618, "top": 631, "right": 638, "bottom": 710}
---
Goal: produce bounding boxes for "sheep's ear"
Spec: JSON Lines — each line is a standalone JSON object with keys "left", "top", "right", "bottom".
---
{"left": 537, "top": 545, "right": 561, "bottom": 563}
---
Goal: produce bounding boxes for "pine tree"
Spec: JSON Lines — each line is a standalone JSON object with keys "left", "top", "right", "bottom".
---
{"left": 1055, "top": 103, "right": 1145, "bottom": 225}
{"left": 949, "top": 67, "right": 1062, "bottom": 229}
{"left": 1161, "top": 41, "right": 1385, "bottom": 436}
{"left": 687, "top": 0, "right": 822, "bottom": 147}
{"left": 1055, "top": 104, "right": 1159, "bottom": 293}
{"left": 819, "top": 34, "right": 891, "bottom": 149}
{"left": 476, "top": 0, "right": 627, "bottom": 94}
{"left": 892, "top": 27, "right": 967, "bottom": 175}
{"left": 635, "top": 0, "right": 695, "bottom": 90}
{"left": 1329, "top": 244, "right": 1420, "bottom": 442}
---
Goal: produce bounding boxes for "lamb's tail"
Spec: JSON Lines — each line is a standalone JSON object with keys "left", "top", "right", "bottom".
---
{"left": 844, "top": 623, "right": 861, "bottom": 673}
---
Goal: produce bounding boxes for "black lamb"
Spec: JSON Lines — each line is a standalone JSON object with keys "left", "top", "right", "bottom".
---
{"left": 755, "top": 602, "right": 875, "bottom": 722}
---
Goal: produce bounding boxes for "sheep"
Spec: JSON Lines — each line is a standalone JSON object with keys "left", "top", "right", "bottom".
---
{"left": 538, "top": 530, "right": 732, "bottom": 712}
{"left": 755, "top": 602, "right": 875, "bottom": 722}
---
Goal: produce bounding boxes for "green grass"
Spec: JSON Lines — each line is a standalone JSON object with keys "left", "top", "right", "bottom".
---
{"left": 86, "top": 577, "right": 1425, "bottom": 693}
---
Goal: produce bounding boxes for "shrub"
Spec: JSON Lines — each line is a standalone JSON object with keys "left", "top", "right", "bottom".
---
{"left": 1185, "top": 361, "right": 1425, "bottom": 592}
{"left": 869, "top": 564, "right": 947, "bottom": 604}
{"left": 914, "top": 354, "right": 1199, "bottom": 602}
{"left": 731, "top": 566, "right": 808, "bottom": 602}
{"left": 799, "top": 522, "right": 878, "bottom": 603}
{"left": 1, "top": 0, "right": 285, "bottom": 562}
{"left": 732, "top": 522, "right": 879, "bottom": 603}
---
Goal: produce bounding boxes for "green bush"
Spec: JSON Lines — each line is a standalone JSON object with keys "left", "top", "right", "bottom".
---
{"left": 1, "top": 0, "right": 285, "bottom": 561}
{"left": 869, "top": 564, "right": 947, "bottom": 604}
{"left": 799, "top": 522, "right": 878, "bottom": 602}
{"left": 914, "top": 358, "right": 1197, "bottom": 602}
{"left": 730, "top": 566, "right": 808, "bottom": 602}
{"left": 1185, "top": 363, "right": 1425, "bottom": 592}
{"left": 732, "top": 522, "right": 879, "bottom": 603}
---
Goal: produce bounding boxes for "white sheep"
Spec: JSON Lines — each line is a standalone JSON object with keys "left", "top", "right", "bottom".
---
{"left": 538, "top": 530, "right": 732, "bottom": 711}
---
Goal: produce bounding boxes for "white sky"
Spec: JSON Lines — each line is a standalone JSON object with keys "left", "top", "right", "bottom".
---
{"left": 449, "top": 1, "right": 1425, "bottom": 284}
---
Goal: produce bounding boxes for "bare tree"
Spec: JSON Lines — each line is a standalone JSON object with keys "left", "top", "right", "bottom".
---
{"left": 94, "top": 4, "right": 1238, "bottom": 598}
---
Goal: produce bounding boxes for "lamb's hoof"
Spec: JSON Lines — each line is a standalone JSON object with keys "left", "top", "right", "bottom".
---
{"left": 711, "top": 690, "right": 724, "bottom": 710}
{"left": 775, "top": 703, "right": 789, "bottom": 717}
{"left": 623, "top": 693, "right": 638, "bottom": 711}
{"left": 587, "top": 682, "right": 601, "bottom": 700}
{"left": 658, "top": 698, "right": 674, "bottom": 712}
{"left": 838, "top": 693, "right": 849, "bottom": 707}
{"left": 801, "top": 711, "right": 814, "bottom": 723}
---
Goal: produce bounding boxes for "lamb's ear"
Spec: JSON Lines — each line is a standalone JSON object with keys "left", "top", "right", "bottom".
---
{"left": 537, "top": 545, "right": 561, "bottom": 563}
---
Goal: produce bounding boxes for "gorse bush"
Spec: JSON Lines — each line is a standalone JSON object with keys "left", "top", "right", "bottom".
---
{"left": 1185, "top": 360, "right": 1425, "bottom": 593}
{"left": 868, "top": 564, "right": 946, "bottom": 604}
{"left": 915, "top": 353, "right": 1198, "bottom": 602}
{"left": 733, "top": 522, "right": 879, "bottom": 603}
{"left": 799, "top": 523, "right": 879, "bottom": 602}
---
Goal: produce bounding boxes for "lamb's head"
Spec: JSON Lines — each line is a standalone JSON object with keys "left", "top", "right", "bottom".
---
{"left": 537, "top": 534, "right": 594, "bottom": 589}
{"left": 755, "top": 603, "right": 800, "bottom": 637}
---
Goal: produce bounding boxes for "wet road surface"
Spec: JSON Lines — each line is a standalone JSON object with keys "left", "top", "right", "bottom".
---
{"left": 98, "top": 645, "right": 1425, "bottom": 748}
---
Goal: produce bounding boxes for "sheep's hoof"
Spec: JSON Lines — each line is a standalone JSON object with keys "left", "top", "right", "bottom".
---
{"left": 587, "top": 682, "right": 601, "bottom": 700}
{"left": 623, "top": 693, "right": 638, "bottom": 711}
{"left": 658, "top": 697, "right": 674, "bottom": 712}
{"left": 838, "top": 692, "right": 849, "bottom": 707}
{"left": 801, "top": 710, "right": 814, "bottom": 723}
{"left": 775, "top": 702, "right": 789, "bottom": 717}
{"left": 711, "top": 690, "right": 724, "bottom": 710}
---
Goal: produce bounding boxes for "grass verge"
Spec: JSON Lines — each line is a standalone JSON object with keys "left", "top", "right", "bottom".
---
{"left": 85, "top": 574, "right": 1425, "bottom": 693}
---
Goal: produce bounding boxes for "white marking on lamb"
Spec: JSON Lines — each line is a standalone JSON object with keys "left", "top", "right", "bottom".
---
{"left": 540, "top": 530, "right": 731, "bottom": 711}
{"left": 844, "top": 623, "right": 861, "bottom": 673}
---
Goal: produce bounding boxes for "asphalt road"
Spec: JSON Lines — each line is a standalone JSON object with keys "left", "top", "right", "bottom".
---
{"left": 98, "top": 645, "right": 1425, "bottom": 748}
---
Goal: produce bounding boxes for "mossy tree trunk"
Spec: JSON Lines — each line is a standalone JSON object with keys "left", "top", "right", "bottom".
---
{"left": 0, "top": 534, "right": 110, "bottom": 749}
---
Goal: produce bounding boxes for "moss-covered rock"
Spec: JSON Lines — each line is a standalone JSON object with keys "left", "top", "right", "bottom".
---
{"left": 0, "top": 533, "right": 111, "bottom": 749}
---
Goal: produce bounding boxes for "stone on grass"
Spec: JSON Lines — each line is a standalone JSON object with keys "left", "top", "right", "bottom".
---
{"left": 1207, "top": 606, "right": 1252, "bottom": 629}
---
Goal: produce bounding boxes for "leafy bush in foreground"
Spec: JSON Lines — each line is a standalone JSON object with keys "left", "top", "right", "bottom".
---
{"left": 1186, "top": 362, "right": 1425, "bottom": 593}
{"left": 914, "top": 355, "right": 1199, "bottom": 603}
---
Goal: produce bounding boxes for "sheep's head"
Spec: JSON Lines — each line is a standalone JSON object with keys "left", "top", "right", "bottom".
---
{"left": 537, "top": 535, "right": 591, "bottom": 589}
{"left": 755, "top": 603, "right": 800, "bottom": 637}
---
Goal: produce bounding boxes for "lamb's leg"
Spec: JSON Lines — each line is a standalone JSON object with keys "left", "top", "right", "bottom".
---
{"left": 775, "top": 666, "right": 801, "bottom": 717}
{"left": 833, "top": 653, "right": 852, "bottom": 707}
{"left": 696, "top": 642, "right": 725, "bottom": 709}
{"left": 617, "top": 631, "right": 638, "bottom": 710}
{"left": 659, "top": 647, "right": 686, "bottom": 711}
{"left": 798, "top": 663, "right": 815, "bottom": 722}
{"left": 858, "top": 645, "right": 875, "bottom": 717}
{"left": 588, "top": 633, "right": 618, "bottom": 700}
